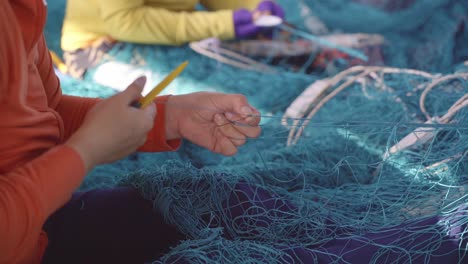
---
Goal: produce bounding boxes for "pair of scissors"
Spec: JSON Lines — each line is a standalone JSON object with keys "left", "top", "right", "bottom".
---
{"left": 131, "top": 61, "right": 189, "bottom": 108}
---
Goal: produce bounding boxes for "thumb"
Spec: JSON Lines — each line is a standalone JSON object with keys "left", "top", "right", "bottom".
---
{"left": 120, "top": 76, "right": 147, "bottom": 102}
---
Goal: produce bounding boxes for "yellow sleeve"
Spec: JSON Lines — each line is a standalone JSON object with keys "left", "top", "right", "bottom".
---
{"left": 200, "top": 0, "right": 262, "bottom": 11}
{"left": 98, "top": 0, "right": 236, "bottom": 45}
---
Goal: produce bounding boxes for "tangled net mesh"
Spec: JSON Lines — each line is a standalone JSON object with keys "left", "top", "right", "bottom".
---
{"left": 44, "top": 0, "right": 468, "bottom": 262}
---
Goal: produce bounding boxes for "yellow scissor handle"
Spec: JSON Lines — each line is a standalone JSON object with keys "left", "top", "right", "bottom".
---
{"left": 136, "top": 61, "right": 189, "bottom": 108}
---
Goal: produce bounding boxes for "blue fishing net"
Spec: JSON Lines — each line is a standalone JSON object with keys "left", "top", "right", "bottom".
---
{"left": 45, "top": 0, "right": 467, "bottom": 263}
{"left": 299, "top": 0, "right": 468, "bottom": 73}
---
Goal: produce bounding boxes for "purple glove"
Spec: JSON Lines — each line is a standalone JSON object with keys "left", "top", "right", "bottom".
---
{"left": 233, "top": 9, "right": 259, "bottom": 39}
{"left": 233, "top": 1, "right": 285, "bottom": 39}
{"left": 256, "top": 0, "right": 285, "bottom": 19}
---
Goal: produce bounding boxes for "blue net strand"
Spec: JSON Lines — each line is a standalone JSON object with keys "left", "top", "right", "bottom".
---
{"left": 44, "top": 0, "right": 468, "bottom": 263}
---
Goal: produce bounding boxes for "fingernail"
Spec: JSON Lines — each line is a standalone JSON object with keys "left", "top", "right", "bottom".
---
{"left": 134, "top": 76, "right": 147, "bottom": 87}
{"left": 241, "top": 106, "right": 253, "bottom": 115}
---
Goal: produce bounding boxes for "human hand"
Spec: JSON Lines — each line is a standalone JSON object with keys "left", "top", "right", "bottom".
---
{"left": 254, "top": 0, "right": 285, "bottom": 20}
{"left": 66, "top": 76, "right": 156, "bottom": 171}
{"left": 233, "top": 9, "right": 259, "bottom": 39}
{"left": 234, "top": 1, "right": 285, "bottom": 39}
{"left": 164, "top": 92, "right": 261, "bottom": 156}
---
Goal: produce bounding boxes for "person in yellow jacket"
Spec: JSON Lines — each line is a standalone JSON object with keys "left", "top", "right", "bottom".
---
{"left": 60, "top": 0, "right": 285, "bottom": 80}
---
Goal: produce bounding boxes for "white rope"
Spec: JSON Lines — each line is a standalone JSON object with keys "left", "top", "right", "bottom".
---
{"left": 284, "top": 66, "right": 436, "bottom": 146}
{"left": 189, "top": 39, "right": 276, "bottom": 73}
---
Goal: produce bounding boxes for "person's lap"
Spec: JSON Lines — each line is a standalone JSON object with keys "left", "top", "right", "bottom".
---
{"left": 42, "top": 182, "right": 467, "bottom": 263}
{"left": 42, "top": 187, "right": 185, "bottom": 264}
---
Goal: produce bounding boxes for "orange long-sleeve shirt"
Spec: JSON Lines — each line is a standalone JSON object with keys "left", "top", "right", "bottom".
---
{"left": 0, "top": 1, "right": 180, "bottom": 263}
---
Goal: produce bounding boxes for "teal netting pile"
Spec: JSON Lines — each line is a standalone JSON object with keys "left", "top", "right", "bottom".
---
{"left": 298, "top": 0, "right": 468, "bottom": 72}
{"left": 45, "top": 0, "right": 467, "bottom": 263}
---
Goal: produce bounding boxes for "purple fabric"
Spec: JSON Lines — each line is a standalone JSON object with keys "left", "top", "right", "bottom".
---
{"left": 42, "top": 187, "right": 185, "bottom": 264}
{"left": 301, "top": 214, "right": 467, "bottom": 263}
{"left": 220, "top": 182, "right": 296, "bottom": 239}
{"left": 217, "top": 183, "right": 467, "bottom": 263}
{"left": 41, "top": 182, "right": 467, "bottom": 263}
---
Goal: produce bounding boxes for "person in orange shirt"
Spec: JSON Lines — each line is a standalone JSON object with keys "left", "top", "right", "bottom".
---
{"left": 3, "top": 1, "right": 467, "bottom": 263}
{"left": 0, "top": 0, "right": 261, "bottom": 263}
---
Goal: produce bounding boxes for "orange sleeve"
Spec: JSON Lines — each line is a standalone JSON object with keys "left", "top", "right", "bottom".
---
{"left": 139, "top": 95, "right": 182, "bottom": 152}
{"left": 36, "top": 35, "right": 102, "bottom": 141}
{"left": 55, "top": 95, "right": 101, "bottom": 140}
{"left": 0, "top": 146, "right": 86, "bottom": 263}
{"left": 0, "top": 3, "right": 85, "bottom": 262}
